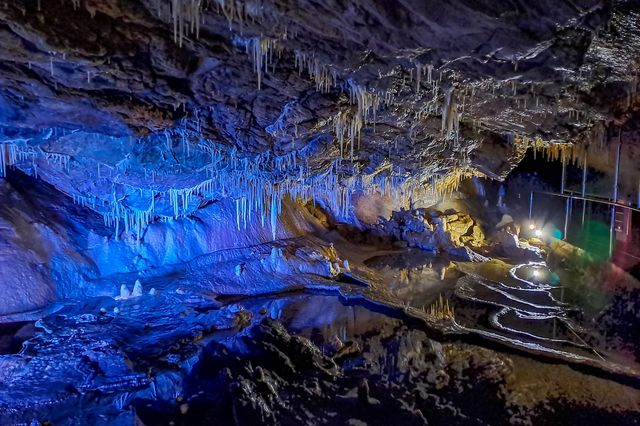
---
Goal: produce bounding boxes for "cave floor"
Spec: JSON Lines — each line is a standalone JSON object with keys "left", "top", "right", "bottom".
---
{"left": 0, "top": 248, "right": 639, "bottom": 425}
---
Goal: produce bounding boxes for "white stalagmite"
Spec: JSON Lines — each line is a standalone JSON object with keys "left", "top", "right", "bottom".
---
{"left": 120, "top": 284, "right": 131, "bottom": 299}
{"left": 132, "top": 279, "right": 143, "bottom": 297}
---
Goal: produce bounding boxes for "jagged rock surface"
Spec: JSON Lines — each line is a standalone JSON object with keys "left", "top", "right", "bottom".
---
{"left": 379, "top": 207, "right": 485, "bottom": 254}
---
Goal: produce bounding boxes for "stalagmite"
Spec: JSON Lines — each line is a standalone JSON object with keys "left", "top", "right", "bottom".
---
{"left": 120, "top": 284, "right": 131, "bottom": 299}
{"left": 235, "top": 263, "right": 245, "bottom": 276}
{"left": 132, "top": 279, "right": 143, "bottom": 297}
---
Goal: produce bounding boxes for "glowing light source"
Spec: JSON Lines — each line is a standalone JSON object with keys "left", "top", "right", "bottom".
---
{"left": 534, "top": 229, "right": 543, "bottom": 237}
{"left": 529, "top": 222, "right": 536, "bottom": 230}
{"left": 532, "top": 269, "right": 540, "bottom": 278}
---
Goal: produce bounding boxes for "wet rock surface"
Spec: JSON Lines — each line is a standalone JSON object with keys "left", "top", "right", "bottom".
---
{"left": 598, "top": 287, "right": 640, "bottom": 362}
{"left": 1, "top": 290, "right": 639, "bottom": 425}
{"left": 135, "top": 312, "right": 640, "bottom": 426}
{"left": 136, "top": 318, "right": 512, "bottom": 426}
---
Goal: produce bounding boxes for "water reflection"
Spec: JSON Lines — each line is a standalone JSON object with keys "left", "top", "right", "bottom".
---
{"left": 364, "top": 249, "right": 461, "bottom": 310}
{"left": 240, "top": 294, "right": 401, "bottom": 351}
{"left": 455, "top": 260, "right": 640, "bottom": 375}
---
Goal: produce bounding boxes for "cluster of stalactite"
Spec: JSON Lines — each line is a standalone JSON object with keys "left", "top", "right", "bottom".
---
{"left": 38, "top": 0, "right": 635, "bottom": 242}
{"left": 0, "top": 141, "right": 71, "bottom": 179}
{"left": 0, "top": 123, "right": 484, "bottom": 242}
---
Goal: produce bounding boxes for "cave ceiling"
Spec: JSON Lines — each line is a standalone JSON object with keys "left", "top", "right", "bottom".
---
{"left": 0, "top": 0, "right": 639, "bottom": 231}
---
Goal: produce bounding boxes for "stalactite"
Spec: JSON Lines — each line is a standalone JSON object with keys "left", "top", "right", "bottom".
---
{"left": 49, "top": 52, "right": 54, "bottom": 77}
{"left": 212, "top": 0, "right": 260, "bottom": 30}
{"left": 431, "top": 167, "right": 485, "bottom": 198}
{"left": 270, "top": 193, "right": 278, "bottom": 239}
{"left": 239, "top": 36, "right": 282, "bottom": 89}
{"left": 329, "top": 81, "right": 387, "bottom": 161}
{"left": 168, "top": 0, "right": 202, "bottom": 47}
{"left": 2, "top": 119, "right": 492, "bottom": 244}
{"left": 0, "top": 143, "right": 7, "bottom": 177}
{"left": 294, "top": 50, "right": 338, "bottom": 93}
{"left": 0, "top": 142, "right": 37, "bottom": 177}
{"left": 441, "top": 87, "right": 459, "bottom": 140}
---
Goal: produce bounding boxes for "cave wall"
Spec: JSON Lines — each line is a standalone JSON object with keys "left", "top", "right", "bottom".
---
{"left": 0, "top": 173, "right": 320, "bottom": 315}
